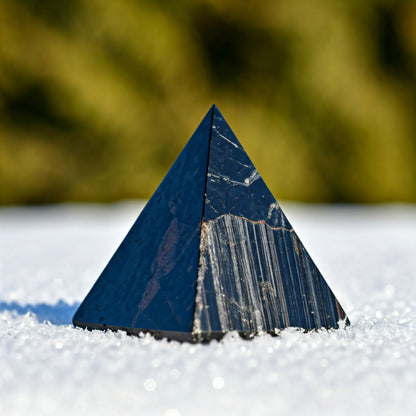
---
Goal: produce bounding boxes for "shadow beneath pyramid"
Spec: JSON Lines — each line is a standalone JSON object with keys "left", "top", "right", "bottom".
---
{"left": 0, "top": 300, "right": 80, "bottom": 325}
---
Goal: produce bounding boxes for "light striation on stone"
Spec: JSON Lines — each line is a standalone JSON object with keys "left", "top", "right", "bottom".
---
{"left": 73, "top": 105, "right": 349, "bottom": 342}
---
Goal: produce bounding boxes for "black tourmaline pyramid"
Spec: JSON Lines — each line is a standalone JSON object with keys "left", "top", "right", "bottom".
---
{"left": 73, "top": 105, "right": 349, "bottom": 342}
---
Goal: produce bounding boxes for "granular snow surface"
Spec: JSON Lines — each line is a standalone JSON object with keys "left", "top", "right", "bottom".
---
{"left": 1, "top": 202, "right": 415, "bottom": 416}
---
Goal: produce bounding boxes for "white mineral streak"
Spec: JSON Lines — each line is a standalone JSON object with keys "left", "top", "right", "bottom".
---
{"left": 193, "top": 222, "right": 209, "bottom": 336}
{"left": 243, "top": 170, "right": 260, "bottom": 186}
{"left": 267, "top": 201, "right": 279, "bottom": 219}
{"left": 216, "top": 132, "right": 239, "bottom": 148}
{"left": 194, "top": 214, "right": 299, "bottom": 333}
{"left": 207, "top": 170, "right": 260, "bottom": 187}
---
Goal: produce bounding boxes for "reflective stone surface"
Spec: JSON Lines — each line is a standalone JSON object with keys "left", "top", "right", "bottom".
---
{"left": 73, "top": 105, "right": 349, "bottom": 341}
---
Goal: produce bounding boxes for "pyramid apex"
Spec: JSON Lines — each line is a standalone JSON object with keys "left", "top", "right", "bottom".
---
{"left": 208, "top": 104, "right": 222, "bottom": 118}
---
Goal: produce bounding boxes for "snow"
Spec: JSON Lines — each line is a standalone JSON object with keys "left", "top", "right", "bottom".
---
{"left": 1, "top": 202, "right": 415, "bottom": 416}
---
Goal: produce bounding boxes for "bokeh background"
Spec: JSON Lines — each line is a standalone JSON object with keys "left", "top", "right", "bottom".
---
{"left": 1, "top": 0, "right": 416, "bottom": 205}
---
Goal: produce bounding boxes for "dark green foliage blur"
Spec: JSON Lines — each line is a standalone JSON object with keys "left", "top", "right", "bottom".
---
{"left": 1, "top": 0, "right": 416, "bottom": 204}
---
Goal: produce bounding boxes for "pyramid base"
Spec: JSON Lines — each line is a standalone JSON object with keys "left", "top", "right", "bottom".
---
{"left": 73, "top": 320, "right": 245, "bottom": 343}
{"left": 73, "top": 320, "right": 349, "bottom": 343}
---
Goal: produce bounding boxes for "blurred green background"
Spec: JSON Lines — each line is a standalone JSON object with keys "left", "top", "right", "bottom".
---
{"left": 1, "top": 0, "right": 416, "bottom": 205}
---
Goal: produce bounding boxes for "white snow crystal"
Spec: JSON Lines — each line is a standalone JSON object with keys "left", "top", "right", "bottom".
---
{"left": 0, "top": 202, "right": 416, "bottom": 416}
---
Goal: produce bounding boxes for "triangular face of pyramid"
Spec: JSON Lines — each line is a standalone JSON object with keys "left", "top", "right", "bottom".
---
{"left": 73, "top": 105, "right": 349, "bottom": 342}
{"left": 73, "top": 109, "right": 212, "bottom": 341}
{"left": 193, "top": 108, "right": 349, "bottom": 339}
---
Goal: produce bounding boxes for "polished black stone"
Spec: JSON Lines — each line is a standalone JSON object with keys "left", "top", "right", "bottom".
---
{"left": 73, "top": 109, "right": 212, "bottom": 335}
{"left": 73, "top": 105, "right": 349, "bottom": 341}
